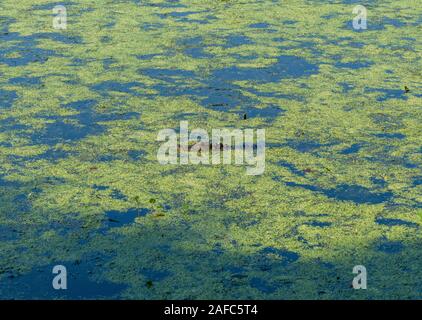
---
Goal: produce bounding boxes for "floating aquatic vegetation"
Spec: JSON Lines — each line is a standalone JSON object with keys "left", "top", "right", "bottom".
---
{"left": 0, "top": 0, "right": 421, "bottom": 300}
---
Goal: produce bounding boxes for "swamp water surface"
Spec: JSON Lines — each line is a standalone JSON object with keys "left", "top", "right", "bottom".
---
{"left": 0, "top": 0, "right": 421, "bottom": 299}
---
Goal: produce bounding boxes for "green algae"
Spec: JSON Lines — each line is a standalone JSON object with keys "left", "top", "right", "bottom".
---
{"left": 0, "top": 0, "right": 421, "bottom": 299}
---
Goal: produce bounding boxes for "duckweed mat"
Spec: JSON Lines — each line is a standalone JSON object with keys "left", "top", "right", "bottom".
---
{"left": 0, "top": 0, "right": 421, "bottom": 299}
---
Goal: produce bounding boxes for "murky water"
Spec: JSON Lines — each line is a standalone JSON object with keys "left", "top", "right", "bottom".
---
{"left": 0, "top": 0, "right": 421, "bottom": 299}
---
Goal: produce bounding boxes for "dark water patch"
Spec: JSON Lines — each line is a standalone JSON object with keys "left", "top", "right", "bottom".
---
{"left": 59, "top": 99, "right": 139, "bottom": 142}
{"left": 31, "top": 2, "right": 77, "bottom": 11}
{"left": 140, "top": 56, "right": 316, "bottom": 115}
{"left": 401, "top": 37, "right": 416, "bottom": 42}
{"left": 0, "top": 28, "right": 59, "bottom": 67}
{"left": 105, "top": 208, "right": 150, "bottom": 228}
{"left": 177, "top": 36, "right": 213, "bottom": 59}
{"left": 365, "top": 153, "right": 418, "bottom": 169}
{"left": 375, "top": 217, "right": 419, "bottom": 228}
{"left": 266, "top": 142, "right": 286, "bottom": 149}
{"left": 340, "top": 143, "right": 362, "bottom": 154}
{"left": 212, "top": 243, "right": 224, "bottom": 256}
{"left": 49, "top": 214, "right": 84, "bottom": 237}
{"left": 103, "top": 20, "right": 116, "bottom": 29}
{"left": 335, "top": 61, "right": 373, "bottom": 69}
{"left": 0, "top": 225, "right": 19, "bottom": 241}
{"left": 282, "top": 20, "right": 297, "bottom": 25}
{"left": 374, "top": 133, "right": 406, "bottom": 140}
{"left": 320, "top": 184, "right": 393, "bottom": 204}
{"left": 103, "top": 57, "right": 116, "bottom": 70}
{"left": 9, "top": 76, "right": 42, "bottom": 86}
{"left": 0, "top": 30, "right": 21, "bottom": 42}
{"left": 0, "top": 261, "right": 126, "bottom": 299}
{"left": 321, "top": 13, "right": 339, "bottom": 20}
{"left": 238, "top": 105, "right": 284, "bottom": 122}
{"left": 348, "top": 41, "right": 366, "bottom": 48}
{"left": 30, "top": 120, "right": 102, "bottom": 146}
{"left": 142, "top": 70, "right": 253, "bottom": 114}
{"left": 141, "top": 268, "right": 171, "bottom": 282}
{"left": 13, "top": 193, "right": 32, "bottom": 212}
{"left": 68, "top": 58, "right": 88, "bottom": 66}
{"left": 0, "top": 176, "right": 21, "bottom": 187}
{"left": 250, "top": 277, "right": 277, "bottom": 293}
{"left": 0, "top": 16, "right": 15, "bottom": 33}
{"left": 0, "top": 46, "right": 55, "bottom": 66}
{"left": 369, "top": 113, "right": 403, "bottom": 127}
{"left": 370, "top": 177, "right": 387, "bottom": 188}
{"left": 293, "top": 211, "right": 330, "bottom": 218}
{"left": 413, "top": 177, "right": 422, "bottom": 186}
{"left": 380, "top": 17, "right": 407, "bottom": 28}
{"left": 100, "top": 59, "right": 125, "bottom": 71}
{"left": 140, "top": 22, "right": 165, "bottom": 31}
{"left": 177, "top": 17, "right": 214, "bottom": 25}
{"left": 285, "top": 182, "right": 393, "bottom": 204}
{"left": 204, "top": 15, "right": 218, "bottom": 23}
{"left": 199, "top": 87, "right": 252, "bottom": 111}
{"left": 184, "top": 46, "right": 212, "bottom": 59}
{"left": 224, "top": 35, "right": 254, "bottom": 48}
{"left": 0, "top": 89, "right": 18, "bottom": 108}
{"left": 110, "top": 189, "right": 127, "bottom": 201}
{"left": 32, "top": 32, "right": 83, "bottom": 44}
{"left": 366, "top": 88, "right": 408, "bottom": 102}
{"left": 33, "top": 3, "right": 95, "bottom": 17}
{"left": 211, "top": 55, "right": 318, "bottom": 83}
{"left": 376, "top": 241, "right": 404, "bottom": 254}
{"left": 128, "top": 150, "right": 145, "bottom": 161}
{"left": 63, "top": 99, "right": 97, "bottom": 111}
{"left": 226, "top": 266, "right": 248, "bottom": 281}
{"left": 0, "top": 141, "right": 12, "bottom": 147}
{"left": 195, "top": 56, "right": 317, "bottom": 111}
{"left": 286, "top": 139, "right": 334, "bottom": 153}
{"left": 325, "top": 37, "right": 366, "bottom": 48}
{"left": 100, "top": 36, "right": 112, "bottom": 44}
{"left": 339, "top": 82, "right": 355, "bottom": 93}
{"left": 136, "top": 53, "right": 160, "bottom": 60}
{"left": 141, "top": 68, "right": 196, "bottom": 83}
{"left": 277, "top": 160, "right": 305, "bottom": 177}
{"left": 249, "top": 23, "right": 271, "bottom": 29}
{"left": 272, "top": 37, "right": 285, "bottom": 43}
{"left": 305, "top": 221, "right": 332, "bottom": 228}
{"left": 227, "top": 266, "right": 245, "bottom": 275}
{"left": 93, "top": 184, "right": 109, "bottom": 191}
